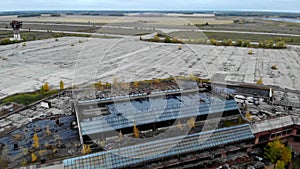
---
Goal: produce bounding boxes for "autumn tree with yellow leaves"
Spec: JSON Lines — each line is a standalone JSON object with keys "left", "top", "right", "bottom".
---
{"left": 133, "top": 122, "right": 140, "bottom": 138}
{"left": 264, "top": 140, "right": 292, "bottom": 166}
{"left": 257, "top": 77, "right": 263, "bottom": 85}
{"left": 187, "top": 117, "right": 196, "bottom": 129}
{"left": 81, "top": 144, "right": 91, "bottom": 155}
{"left": 43, "top": 83, "right": 49, "bottom": 92}
{"left": 59, "top": 80, "right": 64, "bottom": 90}
{"left": 33, "top": 133, "right": 39, "bottom": 149}
{"left": 133, "top": 81, "right": 139, "bottom": 88}
{"left": 31, "top": 153, "right": 37, "bottom": 162}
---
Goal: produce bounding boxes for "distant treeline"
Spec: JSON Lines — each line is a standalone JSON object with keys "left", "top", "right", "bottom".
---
{"left": 17, "top": 14, "right": 41, "bottom": 18}
{"left": 1, "top": 10, "right": 300, "bottom": 17}
{"left": 215, "top": 11, "right": 300, "bottom": 18}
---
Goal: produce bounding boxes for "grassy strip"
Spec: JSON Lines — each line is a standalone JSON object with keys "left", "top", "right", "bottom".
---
{"left": 144, "top": 31, "right": 299, "bottom": 48}
{"left": 203, "top": 32, "right": 300, "bottom": 45}
{"left": 0, "top": 31, "right": 119, "bottom": 46}
{"left": 2, "top": 90, "right": 59, "bottom": 105}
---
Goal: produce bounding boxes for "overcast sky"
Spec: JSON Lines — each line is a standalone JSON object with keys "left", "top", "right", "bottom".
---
{"left": 0, "top": 0, "right": 299, "bottom": 12}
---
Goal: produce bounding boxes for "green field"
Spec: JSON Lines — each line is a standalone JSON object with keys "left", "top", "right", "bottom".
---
{"left": 2, "top": 90, "right": 59, "bottom": 105}
{"left": 165, "top": 31, "right": 300, "bottom": 45}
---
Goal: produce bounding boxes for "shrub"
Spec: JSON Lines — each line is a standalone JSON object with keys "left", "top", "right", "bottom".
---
{"left": 248, "top": 50, "right": 253, "bottom": 55}
{"left": 257, "top": 77, "right": 263, "bottom": 85}
{"left": 235, "top": 39, "right": 243, "bottom": 46}
{"left": 165, "top": 36, "right": 171, "bottom": 43}
{"left": 271, "top": 65, "right": 278, "bottom": 70}
{"left": 0, "top": 38, "right": 12, "bottom": 45}
{"left": 210, "top": 38, "right": 218, "bottom": 45}
{"left": 276, "top": 41, "right": 286, "bottom": 49}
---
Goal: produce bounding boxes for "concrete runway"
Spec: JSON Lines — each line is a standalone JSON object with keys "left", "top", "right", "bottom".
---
{"left": 0, "top": 36, "right": 299, "bottom": 99}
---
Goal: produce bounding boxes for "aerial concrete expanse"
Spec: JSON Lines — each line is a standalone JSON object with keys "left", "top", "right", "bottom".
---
{"left": 0, "top": 36, "right": 299, "bottom": 99}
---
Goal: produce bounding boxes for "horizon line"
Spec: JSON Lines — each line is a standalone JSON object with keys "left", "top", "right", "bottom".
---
{"left": 0, "top": 9, "right": 300, "bottom": 14}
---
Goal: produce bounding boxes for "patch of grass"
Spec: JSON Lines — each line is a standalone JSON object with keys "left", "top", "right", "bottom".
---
{"left": 204, "top": 31, "right": 300, "bottom": 45}
{"left": 2, "top": 90, "right": 59, "bottom": 105}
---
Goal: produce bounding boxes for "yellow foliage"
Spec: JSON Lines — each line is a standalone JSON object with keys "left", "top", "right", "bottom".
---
{"left": 43, "top": 83, "right": 49, "bottom": 92}
{"left": 59, "top": 80, "right": 64, "bottom": 90}
{"left": 248, "top": 50, "right": 253, "bottom": 55}
{"left": 38, "top": 150, "right": 46, "bottom": 156}
{"left": 187, "top": 117, "right": 196, "bottom": 128}
{"left": 33, "top": 133, "right": 39, "bottom": 149}
{"left": 275, "top": 160, "right": 285, "bottom": 169}
{"left": 133, "top": 122, "right": 140, "bottom": 138}
{"left": 257, "top": 77, "right": 263, "bottom": 85}
{"left": 264, "top": 139, "right": 291, "bottom": 165}
{"left": 81, "top": 144, "right": 91, "bottom": 155}
{"left": 246, "top": 112, "right": 253, "bottom": 121}
{"left": 177, "top": 120, "right": 183, "bottom": 131}
{"left": 133, "top": 81, "right": 139, "bottom": 88}
{"left": 281, "top": 147, "right": 292, "bottom": 164}
{"left": 31, "top": 153, "right": 37, "bottom": 162}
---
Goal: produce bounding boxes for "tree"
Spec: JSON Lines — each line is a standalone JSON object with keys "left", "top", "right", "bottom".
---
{"left": 281, "top": 147, "right": 292, "bottom": 164}
{"left": 210, "top": 39, "right": 218, "bottom": 45}
{"left": 245, "top": 112, "right": 253, "bottom": 121}
{"left": 177, "top": 120, "right": 183, "bottom": 131}
{"left": 59, "top": 80, "right": 64, "bottom": 90}
{"left": 275, "top": 160, "right": 285, "bottom": 169}
{"left": 276, "top": 41, "right": 286, "bottom": 49}
{"left": 187, "top": 117, "right": 196, "bottom": 128}
{"left": 248, "top": 50, "right": 253, "bottom": 55}
{"left": 227, "top": 39, "right": 233, "bottom": 46}
{"left": 271, "top": 65, "right": 278, "bottom": 70}
{"left": 133, "top": 122, "right": 140, "bottom": 138}
{"left": 81, "top": 144, "right": 91, "bottom": 155}
{"left": 264, "top": 140, "right": 285, "bottom": 164}
{"left": 153, "top": 34, "right": 160, "bottom": 42}
{"left": 133, "top": 81, "right": 139, "bottom": 88}
{"left": 31, "top": 153, "right": 37, "bottom": 162}
{"left": 165, "top": 36, "right": 172, "bottom": 43}
{"left": 257, "top": 77, "right": 263, "bottom": 85}
{"left": 43, "top": 83, "right": 49, "bottom": 92}
{"left": 33, "top": 133, "right": 39, "bottom": 149}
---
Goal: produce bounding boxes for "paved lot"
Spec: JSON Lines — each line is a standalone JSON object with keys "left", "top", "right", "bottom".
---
{"left": 0, "top": 36, "right": 299, "bottom": 99}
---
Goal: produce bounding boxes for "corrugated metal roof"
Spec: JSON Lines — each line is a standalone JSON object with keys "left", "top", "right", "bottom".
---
{"left": 64, "top": 124, "right": 254, "bottom": 169}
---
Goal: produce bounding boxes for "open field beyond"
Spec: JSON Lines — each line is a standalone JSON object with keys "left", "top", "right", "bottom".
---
{"left": 0, "top": 15, "right": 233, "bottom": 25}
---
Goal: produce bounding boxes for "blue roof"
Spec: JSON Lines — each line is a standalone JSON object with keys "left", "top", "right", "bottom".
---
{"left": 79, "top": 98, "right": 238, "bottom": 135}
{"left": 64, "top": 124, "right": 254, "bottom": 169}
